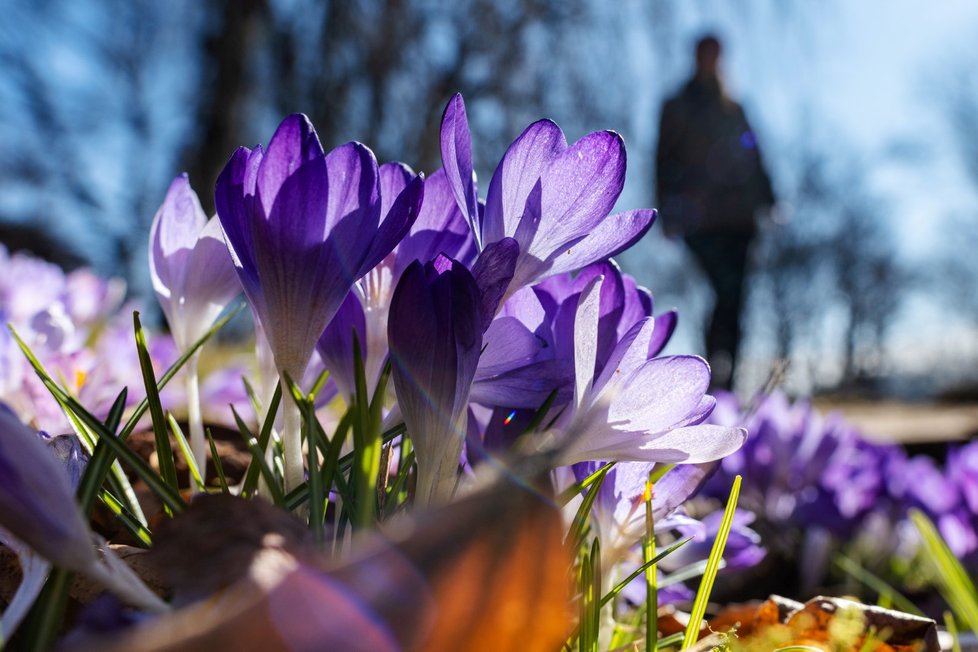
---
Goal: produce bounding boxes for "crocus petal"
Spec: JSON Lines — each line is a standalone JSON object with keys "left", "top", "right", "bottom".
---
{"left": 394, "top": 169, "right": 478, "bottom": 277}
{"left": 149, "top": 175, "right": 207, "bottom": 299}
{"left": 578, "top": 424, "right": 747, "bottom": 465}
{"left": 470, "top": 237, "right": 519, "bottom": 330}
{"left": 378, "top": 162, "right": 415, "bottom": 219}
{"left": 317, "top": 289, "right": 367, "bottom": 400}
{"left": 540, "top": 209, "right": 657, "bottom": 280}
{"left": 483, "top": 119, "right": 567, "bottom": 245}
{"left": 529, "top": 131, "right": 626, "bottom": 253}
{"left": 574, "top": 261, "right": 625, "bottom": 375}
{"left": 648, "top": 309, "right": 678, "bottom": 357}
{"left": 389, "top": 257, "right": 482, "bottom": 504}
{"left": 152, "top": 193, "right": 240, "bottom": 352}
{"left": 620, "top": 275, "right": 654, "bottom": 338}
{"left": 605, "top": 356, "right": 712, "bottom": 434}
{"left": 215, "top": 146, "right": 264, "bottom": 296}
{"left": 573, "top": 275, "right": 603, "bottom": 412}
{"left": 357, "top": 174, "right": 424, "bottom": 277}
{"left": 440, "top": 94, "right": 480, "bottom": 238}
{"left": 217, "top": 116, "right": 396, "bottom": 382}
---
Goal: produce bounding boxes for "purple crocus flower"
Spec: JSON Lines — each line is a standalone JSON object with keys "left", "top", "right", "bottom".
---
{"left": 440, "top": 94, "right": 656, "bottom": 302}
{"left": 388, "top": 256, "right": 482, "bottom": 505}
{"left": 150, "top": 174, "right": 242, "bottom": 475}
{"left": 949, "top": 441, "right": 978, "bottom": 514}
{"left": 216, "top": 114, "right": 419, "bottom": 381}
{"left": 216, "top": 114, "right": 422, "bottom": 488}
{"left": 556, "top": 276, "right": 745, "bottom": 466}
{"left": 150, "top": 174, "right": 241, "bottom": 353}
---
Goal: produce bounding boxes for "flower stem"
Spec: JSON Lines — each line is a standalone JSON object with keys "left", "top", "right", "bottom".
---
{"left": 184, "top": 352, "right": 206, "bottom": 487}
{"left": 281, "top": 386, "right": 304, "bottom": 493}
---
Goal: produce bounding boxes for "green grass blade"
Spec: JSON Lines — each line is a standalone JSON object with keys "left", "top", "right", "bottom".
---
{"left": 833, "top": 553, "right": 922, "bottom": 616}
{"left": 281, "top": 421, "right": 403, "bottom": 510}
{"left": 656, "top": 632, "right": 683, "bottom": 649}
{"left": 681, "top": 475, "right": 742, "bottom": 650}
{"left": 167, "top": 413, "right": 205, "bottom": 492}
{"left": 590, "top": 538, "right": 602, "bottom": 651}
{"left": 9, "top": 328, "right": 185, "bottom": 514}
{"left": 580, "top": 550, "right": 594, "bottom": 652}
{"left": 645, "top": 474, "right": 657, "bottom": 652}
{"left": 945, "top": 610, "right": 962, "bottom": 652}
{"left": 565, "top": 465, "right": 612, "bottom": 551}
{"left": 910, "top": 508, "right": 978, "bottom": 634}
{"left": 522, "top": 388, "right": 560, "bottom": 434}
{"left": 298, "top": 395, "right": 326, "bottom": 542}
{"left": 558, "top": 462, "right": 616, "bottom": 507}
{"left": 62, "top": 398, "right": 145, "bottom": 524}
{"left": 133, "top": 312, "right": 180, "bottom": 500}
{"left": 24, "top": 568, "right": 72, "bottom": 652}
{"left": 659, "top": 559, "right": 718, "bottom": 589}
{"left": 600, "top": 538, "right": 692, "bottom": 608}
{"left": 351, "top": 333, "right": 381, "bottom": 527}
{"left": 206, "top": 428, "right": 230, "bottom": 493}
{"left": 104, "top": 387, "right": 128, "bottom": 434}
{"left": 231, "top": 405, "right": 285, "bottom": 506}
{"left": 117, "top": 301, "right": 246, "bottom": 442}
{"left": 240, "top": 382, "right": 283, "bottom": 498}
{"left": 98, "top": 490, "right": 152, "bottom": 546}
{"left": 383, "top": 448, "right": 415, "bottom": 517}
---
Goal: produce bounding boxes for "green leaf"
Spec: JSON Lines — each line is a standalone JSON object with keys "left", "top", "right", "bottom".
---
{"left": 98, "top": 490, "right": 152, "bottom": 546}
{"left": 231, "top": 405, "right": 285, "bottom": 506}
{"left": 168, "top": 413, "right": 205, "bottom": 492}
{"left": 24, "top": 568, "right": 72, "bottom": 652}
{"left": 240, "top": 382, "right": 283, "bottom": 499}
{"left": 282, "top": 421, "right": 405, "bottom": 511}
{"left": 600, "top": 538, "right": 692, "bottom": 609}
{"left": 133, "top": 311, "right": 180, "bottom": 500}
{"left": 910, "top": 508, "right": 978, "bottom": 634}
{"left": 681, "top": 474, "right": 742, "bottom": 650}
{"left": 522, "top": 388, "right": 560, "bottom": 434}
{"left": 9, "top": 326, "right": 186, "bottom": 514}
{"left": 206, "top": 428, "right": 230, "bottom": 494}
{"left": 383, "top": 448, "right": 415, "bottom": 517}
{"left": 557, "top": 462, "right": 616, "bottom": 507}
{"left": 350, "top": 332, "right": 381, "bottom": 528}
{"left": 565, "top": 465, "right": 612, "bottom": 552}
{"left": 117, "top": 301, "right": 246, "bottom": 442}
{"left": 833, "top": 553, "right": 922, "bottom": 616}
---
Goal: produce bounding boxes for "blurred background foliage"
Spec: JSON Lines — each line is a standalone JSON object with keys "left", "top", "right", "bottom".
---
{"left": 1, "top": 0, "right": 978, "bottom": 403}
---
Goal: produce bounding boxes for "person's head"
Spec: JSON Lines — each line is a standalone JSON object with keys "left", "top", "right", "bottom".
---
{"left": 695, "top": 34, "right": 722, "bottom": 77}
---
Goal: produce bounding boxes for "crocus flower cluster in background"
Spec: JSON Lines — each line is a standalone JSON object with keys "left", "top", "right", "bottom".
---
{"left": 701, "top": 390, "right": 978, "bottom": 592}
{"left": 0, "top": 244, "right": 176, "bottom": 433}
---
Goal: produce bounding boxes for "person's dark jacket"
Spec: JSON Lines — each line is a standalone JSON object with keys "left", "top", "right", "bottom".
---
{"left": 656, "top": 75, "right": 774, "bottom": 236}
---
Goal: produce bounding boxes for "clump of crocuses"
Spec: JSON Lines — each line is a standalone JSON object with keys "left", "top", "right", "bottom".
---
{"left": 0, "top": 93, "right": 754, "bottom": 649}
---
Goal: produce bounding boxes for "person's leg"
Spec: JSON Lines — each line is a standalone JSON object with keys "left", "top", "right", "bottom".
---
{"left": 685, "top": 233, "right": 752, "bottom": 389}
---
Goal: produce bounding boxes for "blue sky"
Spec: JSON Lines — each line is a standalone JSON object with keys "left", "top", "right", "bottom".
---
{"left": 609, "top": 0, "right": 978, "bottom": 391}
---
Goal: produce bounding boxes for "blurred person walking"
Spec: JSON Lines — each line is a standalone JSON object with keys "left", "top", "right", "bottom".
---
{"left": 656, "top": 34, "right": 775, "bottom": 389}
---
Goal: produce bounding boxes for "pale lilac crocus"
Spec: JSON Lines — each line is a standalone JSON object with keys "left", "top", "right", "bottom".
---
{"left": 555, "top": 276, "right": 745, "bottom": 466}
{"left": 150, "top": 174, "right": 241, "bottom": 474}
{"left": 216, "top": 114, "right": 422, "bottom": 489}
{"left": 0, "top": 406, "right": 166, "bottom": 613}
{"left": 570, "top": 461, "right": 712, "bottom": 565}
{"left": 388, "top": 256, "right": 482, "bottom": 505}
{"left": 440, "top": 94, "right": 656, "bottom": 302}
